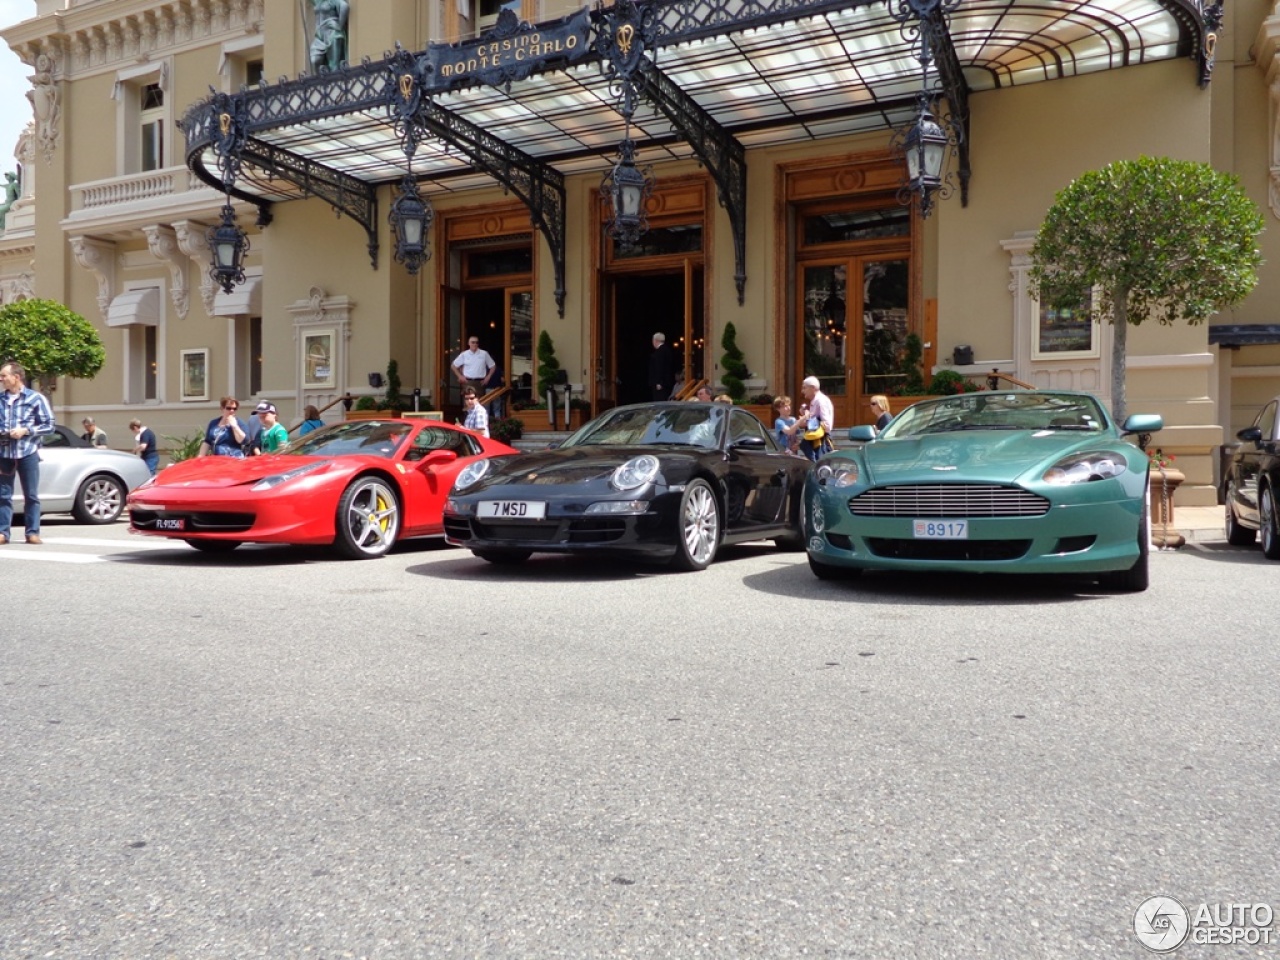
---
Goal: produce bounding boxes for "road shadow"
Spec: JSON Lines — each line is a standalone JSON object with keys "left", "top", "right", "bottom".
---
{"left": 409, "top": 541, "right": 783, "bottom": 583}
{"left": 109, "top": 534, "right": 456, "bottom": 567}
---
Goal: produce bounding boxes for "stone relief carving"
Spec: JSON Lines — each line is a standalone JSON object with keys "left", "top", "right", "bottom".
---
{"left": 27, "top": 53, "right": 60, "bottom": 164}
{"left": 70, "top": 236, "right": 117, "bottom": 322}
{"left": 143, "top": 224, "right": 189, "bottom": 319}
{"left": 173, "top": 220, "right": 217, "bottom": 315}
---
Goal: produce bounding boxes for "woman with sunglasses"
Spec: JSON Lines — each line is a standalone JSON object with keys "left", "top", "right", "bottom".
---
{"left": 197, "top": 396, "right": 248, "bottom": 458}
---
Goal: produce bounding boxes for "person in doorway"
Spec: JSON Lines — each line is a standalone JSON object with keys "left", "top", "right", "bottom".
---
{"left": 298, "top": 404, "right": 326, "bottom": 435}
{"left": 691, "top": 384, "right": 713, "bottom": 403}
{"left": 452, "top": 337, "right": 496, "bottom": 395}
{"left": 198, "top": 397, "right": 247, "bottom": 458}
{"left": 0, "top": 360, "right": 54, "bottom": 544}
{"left": 460, "top": 385, "right": 490, "bottom": 438}
{"left": 649, "top": 332, "right": 675, "bottom": 402}
{"left": 870, "top": 394, "right": 892, "bottom": 432}
{"left": 130, "top": 419, "right": 159, "bottom": 476}
{"left": 253, "top": 402, "right": 288, "bottom": 454}
{"left": 80, "top": 417, "right": 108, "bottom": 447}
{"left": 798, "top": 375, "right": 834, "bottom": 462}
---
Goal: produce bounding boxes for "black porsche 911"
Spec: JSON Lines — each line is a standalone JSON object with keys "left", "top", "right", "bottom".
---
{"left": 443, "top": 401, "right": 812, "bottom": 570}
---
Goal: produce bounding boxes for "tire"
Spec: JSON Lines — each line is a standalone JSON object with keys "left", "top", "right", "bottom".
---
{"left": 474, "top": 549, "right": 532, "bottom": 565}
{"left": 1224, "top": 484, "right": 1256, "bottom": 546}
{"left": 1261, "top": 485, "right": 1280, "bottom": 560}
{"left": 334, "top": 476, "right": 400, "bottom": 559}
{"left": 808, "top": 554, "right": 861, "bottom": 580}
{"left": 772, "top": 532, "right": 805, "bottom": 552}
{"left": 184, "top": 539, "right": 241, "bottom": 553}
{"left": 1098, "top": 496, "right": 1149, "bottom": 592}
{"left": 671, "top": 478, "right": 720, "bottom": 571}
{"left": 72, "top": 473, "right": 126, "bottom": 524}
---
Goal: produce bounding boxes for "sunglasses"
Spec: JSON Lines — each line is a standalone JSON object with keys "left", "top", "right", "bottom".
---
{"left": 223, "top": 405, "right": 238, "bottom": 411}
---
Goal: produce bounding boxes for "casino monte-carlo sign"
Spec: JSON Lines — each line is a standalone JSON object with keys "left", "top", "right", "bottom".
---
{"left": 427, "top": 8, "right": 593, "bottom": 89}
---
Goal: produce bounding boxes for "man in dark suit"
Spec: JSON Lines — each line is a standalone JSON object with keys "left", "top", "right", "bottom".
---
{"left": 649, "top": 332, "right": 675, "bottom": 401}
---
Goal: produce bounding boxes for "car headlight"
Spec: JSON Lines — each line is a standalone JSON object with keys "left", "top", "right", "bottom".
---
{"left": 611, "top": 455, "right": 660, "bottom": 491}
{"left": 1043, "top": 452, "right": 1128, "bottom": 484}
{"left": 454, "top": 459, "right": 491, "bottom": 491}
{"left": 251, "top": 460, "right": 328, "bottom": 491}
{"left": 814, "top": 460, "right": 859, "bottom": 487}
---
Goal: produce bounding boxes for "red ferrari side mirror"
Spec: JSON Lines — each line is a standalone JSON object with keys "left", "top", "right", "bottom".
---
{"left": 417, "top": 449, "right": 459, "bottom": 470}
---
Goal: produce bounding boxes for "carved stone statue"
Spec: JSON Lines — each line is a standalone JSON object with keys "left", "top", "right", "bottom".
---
{"left": 0, "top": 171, "right": 18, "bottom": 229}
{"left": 310, "top": 0, "right": 350, "bottom": 73}
{"left": 27, "top": 54, "right": 60, "bottom": 163}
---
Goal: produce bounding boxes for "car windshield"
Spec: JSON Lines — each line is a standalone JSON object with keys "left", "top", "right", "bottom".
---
{"left": 881, "top": 392, "right": 1108, "bottom": 438}
{"left": 565, "top": 404, "right": 725, "bottom": 448}
{"left": 284, "top": 421, "right": 410, "bottom": 459}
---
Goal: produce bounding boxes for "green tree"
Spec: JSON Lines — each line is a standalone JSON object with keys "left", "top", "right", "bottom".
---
{"left": 719, "top": 321, "right": 749, "bottom": 402}
{"left": 1030, "top": 156, "right": 1263, "bottom": 419}
{"left": 536, "top": 330, "right": 561, "bottom": 399}
{"left": 0, "top": 298, "right": 105, "bottom": 388}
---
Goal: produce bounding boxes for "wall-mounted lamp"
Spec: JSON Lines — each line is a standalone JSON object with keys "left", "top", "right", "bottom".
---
{"left": 207, "top": 203, "right": 249, "bottom": 295}
{"left": 368, "top": 372, "right": 384, "bottom": 388}
{"left": 389, "top": 175, "right": 433, "bottom": 274}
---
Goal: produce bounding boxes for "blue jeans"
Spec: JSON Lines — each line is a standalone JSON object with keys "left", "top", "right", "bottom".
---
{"left": 0, "top": 452, "right": 41, "bottom": 537}
{"left": 143, "top": 452, "right": 159, "bottom": 476}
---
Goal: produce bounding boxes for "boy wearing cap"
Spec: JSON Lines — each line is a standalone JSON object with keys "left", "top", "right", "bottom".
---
{"left": 254, "top": 402, "right": 288, "bottom": 454}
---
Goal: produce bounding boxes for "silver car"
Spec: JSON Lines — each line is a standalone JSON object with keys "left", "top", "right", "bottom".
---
{"left": 9, "top": 425, "right": 154, "bottom": 524}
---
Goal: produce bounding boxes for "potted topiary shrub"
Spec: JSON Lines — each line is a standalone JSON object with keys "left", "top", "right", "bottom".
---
{"left": 720, "top": 322, "right": 749, "bottom": 403}
{"left": 491, "top": 416, "right": 525, "bottom": 445}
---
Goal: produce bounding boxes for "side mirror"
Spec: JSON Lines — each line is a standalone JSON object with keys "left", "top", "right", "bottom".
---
{"left": 731, "top": 436, "right": 767, "bottom": 451}
{"left": 1120, "top": 414, "right": 1163, "bottom": 435}
{"left": 1237, "top": 425, "right": 1263, "bottom": 447}
{"left": 847, "top": 425, "right": 876, "bottom": 442}
{"left": 417, "top": 449, "right": 458, "bottom": 470}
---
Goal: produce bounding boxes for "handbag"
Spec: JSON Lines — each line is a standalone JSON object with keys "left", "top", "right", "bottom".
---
{"left": 803, "top": 419, "right": 826, "bottom": 442}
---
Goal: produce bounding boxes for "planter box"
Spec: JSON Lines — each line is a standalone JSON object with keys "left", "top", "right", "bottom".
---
{"left": 345, "top": 409, "right": 400, "bottom": 420}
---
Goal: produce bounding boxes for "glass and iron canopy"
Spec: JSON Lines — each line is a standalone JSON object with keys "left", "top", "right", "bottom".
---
{"left": 181, "top": 0, "right": 1218, "bottom": 305}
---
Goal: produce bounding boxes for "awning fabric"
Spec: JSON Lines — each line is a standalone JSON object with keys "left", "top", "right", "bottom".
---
{"left": 106, "top": 287, "right": 159, "bottom": 328}
{"left": 212, "top": 274, "right": 262, "bottom": 316}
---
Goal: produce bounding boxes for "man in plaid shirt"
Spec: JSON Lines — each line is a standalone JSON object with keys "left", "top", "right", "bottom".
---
{"left": 0, "top": 361, "right": 55, "bottom": 545}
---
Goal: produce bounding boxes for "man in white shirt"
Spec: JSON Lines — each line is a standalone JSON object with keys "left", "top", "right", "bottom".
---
{"left": 452, "top": 337, "right": 496, "bottom": 395}
{"left": 798, "top": 375, "right": 834, "bottom": 461}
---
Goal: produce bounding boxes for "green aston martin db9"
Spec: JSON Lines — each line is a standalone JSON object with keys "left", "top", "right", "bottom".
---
{"left": 804, "top": 390, "right": 1162, "bottom": 591}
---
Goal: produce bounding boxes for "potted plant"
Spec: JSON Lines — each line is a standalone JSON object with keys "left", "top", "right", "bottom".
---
{"left": 1148, "top": 447, "right": 1185, "bottom": 549}
{"left": 491, "top": 416, "right": 525, "bottom": 445}
{"left": 720, "top": 322, "right": 749, "bottom": 403}
{"left": 383, "top": 358, "right": 403, "bottom": 414}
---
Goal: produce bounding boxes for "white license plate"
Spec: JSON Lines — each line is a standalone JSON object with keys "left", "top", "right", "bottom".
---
{"left": 156, "top": 518, "right": 186, "bottom": 531}
{"left": 913, "top": 519, "right": 968, "bottom": 539}
{"left": 478, "top": 500, "right": 547, "bottom": 520}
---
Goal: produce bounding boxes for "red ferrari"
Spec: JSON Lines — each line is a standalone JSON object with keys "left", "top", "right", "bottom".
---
{"left": 127, "top": 418, "right": 518, "bottom": 558}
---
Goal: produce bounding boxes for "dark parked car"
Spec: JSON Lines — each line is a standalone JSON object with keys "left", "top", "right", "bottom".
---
{"left": 1223, "top": 396, "right": 1280, "bottom": 557}
{"left": 443, "top": 401, "right": 811, "bottom": 570}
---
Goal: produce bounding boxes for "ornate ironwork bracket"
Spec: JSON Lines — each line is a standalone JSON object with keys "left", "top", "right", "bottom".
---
{"left": 410, "top": 98, "right": 568, "bottom": 316}
{"left": 922, "top": 5, "right": 971, "bottom": 207}
{"left": 638, "top": 60, "right": 748, "bottom": 303}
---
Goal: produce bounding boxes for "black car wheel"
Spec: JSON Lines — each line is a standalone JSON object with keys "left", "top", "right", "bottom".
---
{"left": 1261, "top": 485, "right": 1280, "bottom": 560}
{"left": 72, "top": 473, "right": 126, "bottom": 524}
{"left": 1224, "top": 483, "right": 1256, "bottom": 546}
{"left": 808, "top": 554, "right": 861, "bottom": 580}
{"left": 184, "top": 539, "right": 241, "bottom": 553}
{"left": 671, "top": 478, "right": 719, "bottom": 571}
{"left": 335, "top": 476, "right": 400, "bottom": 559}
{"left": 1098, "top": 495, "right": 1150, "bottom": 592}
{"left": 474, "top": 549, "right": 532, "bottom": 565}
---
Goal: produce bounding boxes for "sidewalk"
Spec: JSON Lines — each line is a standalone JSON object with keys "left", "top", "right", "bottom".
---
{"left": 1165, "top": 504, "right": 1223, "bottom": 544}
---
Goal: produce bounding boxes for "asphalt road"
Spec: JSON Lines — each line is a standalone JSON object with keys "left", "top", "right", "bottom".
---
{"left": 1, "top": 521, "right": 1276, "bottom": 959}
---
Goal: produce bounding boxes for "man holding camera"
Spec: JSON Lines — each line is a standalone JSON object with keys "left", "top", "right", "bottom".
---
{"left": 0, "top": 360, "right": 55, "bottom": 545}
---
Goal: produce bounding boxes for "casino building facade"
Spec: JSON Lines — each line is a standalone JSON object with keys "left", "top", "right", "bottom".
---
{"left": 3, "top": 0, "right": 1280, "bottom": 505}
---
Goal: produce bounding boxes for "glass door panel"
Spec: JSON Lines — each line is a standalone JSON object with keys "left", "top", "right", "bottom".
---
{"left": 800, "top": 262, "right": 848, "bottom": 399}
{"left": 859, "top": 258, "right": 910, "bottom": 397}
{"left": 508, "top": 289, "right": 533, "bottom": 405}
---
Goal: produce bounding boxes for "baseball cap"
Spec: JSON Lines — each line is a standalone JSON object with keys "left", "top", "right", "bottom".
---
{"left": 802, "top": 376, "right": 821, "bottom": 389}
{"left": 254, "top": 401, "right": 276, "bottom": 415}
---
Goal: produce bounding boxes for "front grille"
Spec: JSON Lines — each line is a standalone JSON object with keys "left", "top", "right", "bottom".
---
{"left": 473, "top": 520, "right": 561, "bottom": 543}
{"left": 866, "top": 538, "right": 1031, "bottom": 561}
{"left": 443, "top": 517, "right": 473, "bottom": 541}
{"left": 849, "top": 485, "right": 1049, "bottom": 518}
{"left": 566, "top": 519, "right": 626, "bottom": 543}
{"left": 130, "top": 509, "right": 255, "bottom": 533}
